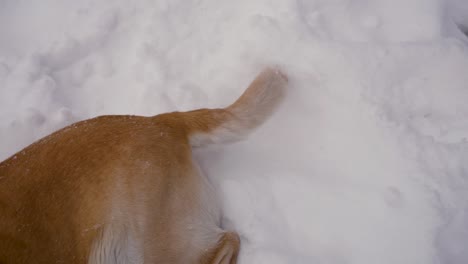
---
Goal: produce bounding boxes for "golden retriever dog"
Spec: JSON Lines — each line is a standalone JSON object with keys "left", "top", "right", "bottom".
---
{"left": 0, "top": 67, "right": 287, "bottom": 264}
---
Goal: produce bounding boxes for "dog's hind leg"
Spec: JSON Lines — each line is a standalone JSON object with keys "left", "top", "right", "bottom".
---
{"left": 200, "top": 231, "right": 240, "bottom": 264}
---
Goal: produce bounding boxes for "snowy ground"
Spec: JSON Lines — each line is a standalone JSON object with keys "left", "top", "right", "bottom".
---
{"left": 1, "top": 0, "right": 468, "bottom": 263}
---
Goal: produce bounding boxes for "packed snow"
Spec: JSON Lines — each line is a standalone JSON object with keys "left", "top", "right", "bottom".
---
{"left": 1, "top": 0, "right": 468, "bottom": 263}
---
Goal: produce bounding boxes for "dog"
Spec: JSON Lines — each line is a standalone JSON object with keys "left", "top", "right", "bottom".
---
{"left": 0, "top": 67, "right": 287, "bottom": 263}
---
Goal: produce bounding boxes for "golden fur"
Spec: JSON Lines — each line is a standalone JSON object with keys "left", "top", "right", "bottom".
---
{"left": 0, "top": 67, "right": 287, "bottom": 263}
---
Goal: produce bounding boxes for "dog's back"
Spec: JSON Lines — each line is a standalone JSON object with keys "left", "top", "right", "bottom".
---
{"left": 0, "top": 68, "right": 287, "bottom": 263}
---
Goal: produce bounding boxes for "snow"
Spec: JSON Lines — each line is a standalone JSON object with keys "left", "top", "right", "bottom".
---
{"left": 1, "top": 0, "right": 468, "bottom": 263}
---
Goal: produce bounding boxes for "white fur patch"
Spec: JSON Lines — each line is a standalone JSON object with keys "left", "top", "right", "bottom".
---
{"left": 88, "top": 225, "right": 143, "bottom": 264}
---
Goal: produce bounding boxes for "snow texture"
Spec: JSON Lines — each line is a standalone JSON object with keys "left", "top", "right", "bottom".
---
{"left": 1, "top": 0, "right": 468, "bottom": 263}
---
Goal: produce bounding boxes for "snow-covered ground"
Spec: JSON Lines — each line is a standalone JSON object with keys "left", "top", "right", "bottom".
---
{"left": 1, "top": 0, "right": 468, "bottom": 263}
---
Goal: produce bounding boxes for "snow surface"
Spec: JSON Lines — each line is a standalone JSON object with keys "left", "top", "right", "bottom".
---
{"left": 1, "top": 0, "right": 468, "bottom": 263}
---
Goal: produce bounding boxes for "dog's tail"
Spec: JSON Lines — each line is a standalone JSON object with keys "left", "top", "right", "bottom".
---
{"left": 179, "top": 67, "right": 287, "bottom": 147}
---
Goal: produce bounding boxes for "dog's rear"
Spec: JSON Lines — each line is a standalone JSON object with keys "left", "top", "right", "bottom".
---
{"left": 0, "top": 67, "right": 287, "bottom": 263}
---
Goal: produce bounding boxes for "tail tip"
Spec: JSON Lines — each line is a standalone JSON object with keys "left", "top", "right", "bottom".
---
{"left": 260, "top": 66, "right": 289, "bottom": 85}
